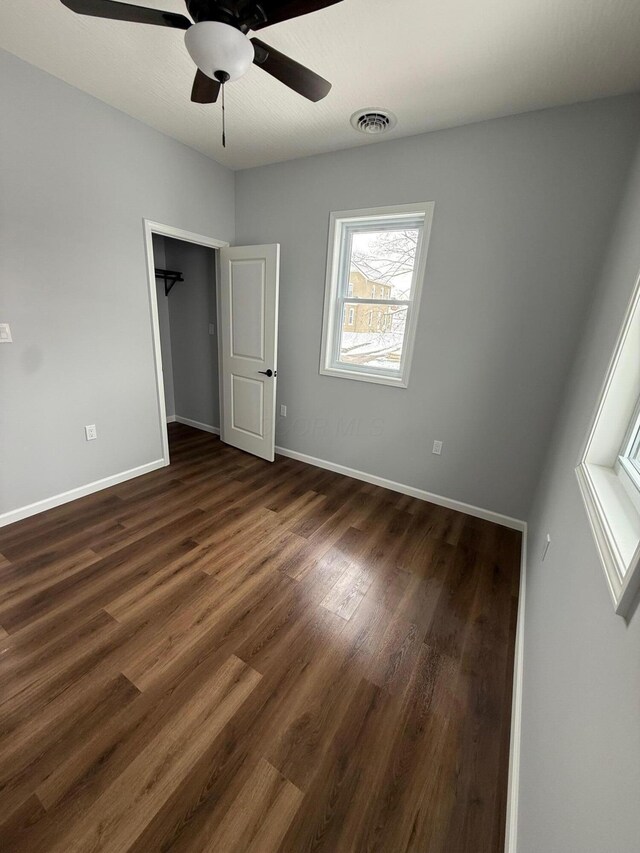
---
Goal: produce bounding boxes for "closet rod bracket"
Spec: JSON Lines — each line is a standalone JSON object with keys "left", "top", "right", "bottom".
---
{"left": 155, "top": 268, "right": 184, "bottom": 296}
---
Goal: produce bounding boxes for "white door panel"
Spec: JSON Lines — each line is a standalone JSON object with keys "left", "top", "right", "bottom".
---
{"left": 220, "top": 244, "right": 279, "bottom": 461}
{"left": 230, "top": 260, "right": 265, "bottom": 360}
{"left": 231, "top": 375, "right": 264, "bottom": 437}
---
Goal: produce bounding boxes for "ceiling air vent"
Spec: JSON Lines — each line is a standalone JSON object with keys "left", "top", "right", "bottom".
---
{"left": 350, "top": 109, "right": 397, "bottom": 135}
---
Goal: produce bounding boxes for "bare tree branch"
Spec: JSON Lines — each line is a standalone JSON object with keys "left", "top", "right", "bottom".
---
{"left": 351, "top": 229, "right": 419, "bottom": 291}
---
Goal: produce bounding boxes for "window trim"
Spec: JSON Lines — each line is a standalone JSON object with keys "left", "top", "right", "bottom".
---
{"left": 576, "top": 266, "right": 640, "bottom": 618}
{"left": 319, "top": 202, "right": 434, "bottom": 388}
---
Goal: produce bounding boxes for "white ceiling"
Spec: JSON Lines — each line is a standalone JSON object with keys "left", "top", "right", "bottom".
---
{"left": 1, "top": 0, "right": 639, "bottom": 170}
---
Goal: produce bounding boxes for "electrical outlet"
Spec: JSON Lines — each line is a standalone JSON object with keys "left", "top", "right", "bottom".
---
{"left": 432, "top": 440, "right": 443, "bottom": 455}
{"left": 85, "top": 424, "right": 97, "bottom": 441}
{"left": 0, "top": 323, "right": 12, "bottom": 343}
{"left": 542, "top": 534, "right": 551, "bottom": 561}
{"left": 208, "top": 323, "right": 216, "bottom": 336}
{"left": 280, "top": 404, "right": 287, "bottom": 417}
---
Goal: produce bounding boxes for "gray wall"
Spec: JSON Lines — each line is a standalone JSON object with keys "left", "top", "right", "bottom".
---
{"left": 0, "top": 49, "right": 234, "bottom": 516}
{"left": 2, "top": 42, "right": 640, "bottom": 847}
{"left": 517, "top": 141, "right": 640, "bottom": 853}
{"left": 235, "top": 95, "right": 640, "bottom": 520}
{"left": 152, "top": 235, "right": 176, "bottom": 419}
{"left": 164, "top": 237, "right": 219, "bottom": 429}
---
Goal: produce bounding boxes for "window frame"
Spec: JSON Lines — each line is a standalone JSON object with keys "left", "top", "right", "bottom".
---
{"left": 617, "top": 400, "right": 640, "bottom": 514}
{"left": 319, "top": 202, "right": 434, "bottom": 388}
{"left": 576, "top": 267, "right": 640, "bottom": 618}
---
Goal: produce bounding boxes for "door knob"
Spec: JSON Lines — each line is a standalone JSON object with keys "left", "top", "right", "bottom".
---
{"left": 258, "top": 369, "right": 275, "bottom": 377}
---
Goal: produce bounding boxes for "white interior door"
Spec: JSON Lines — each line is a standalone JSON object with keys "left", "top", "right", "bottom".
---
{"left": 219, "top": 244, "right": 280, "bottom": 462}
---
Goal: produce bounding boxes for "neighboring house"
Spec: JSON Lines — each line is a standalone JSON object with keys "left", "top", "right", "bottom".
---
{"left": 343, "top": 270, "right": 396, "bottom": 332}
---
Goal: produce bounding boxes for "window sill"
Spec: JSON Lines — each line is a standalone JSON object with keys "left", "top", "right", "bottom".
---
{"left": 576, "top": 461, "right": 640, "bottom": 618}
{"left": 319, "top": 364, "right": 408, "bottom": 388}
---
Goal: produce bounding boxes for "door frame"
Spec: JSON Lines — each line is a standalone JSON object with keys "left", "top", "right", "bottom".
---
{"left": 143, "top": 219, "right": 229, "bottom": 466}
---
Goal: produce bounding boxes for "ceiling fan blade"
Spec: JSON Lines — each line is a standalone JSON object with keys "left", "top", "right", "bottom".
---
{"left": 191, "top": 69, "right": 221, "bottom": 103}
{"left": 251, "top": 0, "right": 343, "bottom": 30}
{"left": 59, "top": 0, "right": 191, "bottom": 29}
{"left": 251, "top": 38, "right": 331, "bottom": 102}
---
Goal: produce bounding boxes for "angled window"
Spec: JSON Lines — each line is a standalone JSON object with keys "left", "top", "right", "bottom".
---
{"left": 576, "top": 269, "right": 640, "bottom": 617}
{"left": 320, "top": 203, "right": 434, "bottom": 388}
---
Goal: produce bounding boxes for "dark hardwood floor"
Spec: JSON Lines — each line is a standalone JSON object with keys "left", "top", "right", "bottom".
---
{"left": 0, "top": 423, "right": 521, "bottom": 852}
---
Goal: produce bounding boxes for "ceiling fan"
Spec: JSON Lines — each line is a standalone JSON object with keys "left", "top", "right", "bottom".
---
{"left": 59, "top": 1, "right": 342, "bottom": 105}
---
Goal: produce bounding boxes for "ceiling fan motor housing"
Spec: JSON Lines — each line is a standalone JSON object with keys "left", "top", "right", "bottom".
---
{"left": 185, "top": 21, "right": 255, "bottom": 82}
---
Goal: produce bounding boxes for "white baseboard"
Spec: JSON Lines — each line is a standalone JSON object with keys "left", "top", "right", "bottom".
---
{"left": 504, "top": 526, "right": 527, "bottom": 852}
{"left": 2, "top": 420, "right": 216, "bottom": 529}
{"left": 0, "top": 459, "right": 166, "bottom": 529}
{"left": 274, "top": 445, "right": 526, "bottom": 532}
{"left": 173, "top": 416, "right": 220, "bottom": 435}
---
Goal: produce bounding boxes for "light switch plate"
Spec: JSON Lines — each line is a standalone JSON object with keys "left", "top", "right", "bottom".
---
{"left": 0, "top": 323, "right": 12, "bottom": 343}
{"left": 208, "top": 323, "right": 216, "bottom": 336}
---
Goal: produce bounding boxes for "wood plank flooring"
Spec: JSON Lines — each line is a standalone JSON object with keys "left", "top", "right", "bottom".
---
{"left": 0, "top": 423, "right": 521, "bottom": 852}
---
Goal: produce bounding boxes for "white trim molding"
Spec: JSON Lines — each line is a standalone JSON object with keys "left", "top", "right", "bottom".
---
{"left": 142, "top": 218, "right": 228, "bottom": 467}
{"left": 0, "top": 460, "right": 165, "bottom": 528}
{"left": 174, "top": 416, "right": 220, "bottom": 435}
{"left": 575, "top": 265, "right": 640, "bottom": 618}
{"left": 576, "top": 464, "right": 640, "bottom": 617}
{"left": 504, "top": 526, "right": 527, "bottom": 852}
{"left": 275, "top": 444, "right": 525, "bottom": 531}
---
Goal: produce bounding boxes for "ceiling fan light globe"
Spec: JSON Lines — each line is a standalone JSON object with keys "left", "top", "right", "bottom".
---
{"left": 185, "top": 21, "right": 254, "bottom": 83}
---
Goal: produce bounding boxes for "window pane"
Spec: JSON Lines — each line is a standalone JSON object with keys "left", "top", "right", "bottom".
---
{"left": 338, "top": 302, "right": 408, "bottom": 372}
{"left": 347, "top": 228, "right": 420, "bottom": 301}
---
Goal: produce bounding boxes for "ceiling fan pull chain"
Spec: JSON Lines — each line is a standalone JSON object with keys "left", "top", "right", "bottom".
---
{"left": 214, "top": 70, "right": 231, "bottom": 149}
{"left": 222, "top": 82, "right": 226, "bottom": 148}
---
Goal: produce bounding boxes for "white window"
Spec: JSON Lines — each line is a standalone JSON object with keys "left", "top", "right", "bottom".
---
{"left": 320, "top": 202, "right": 434, "bottom": 388}
{"left": 576, "top": 269, "right": 640, "bottom": 617}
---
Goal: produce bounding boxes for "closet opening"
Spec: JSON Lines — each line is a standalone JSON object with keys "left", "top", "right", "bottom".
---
{"left": 145, "top": 221, "right": 228, "bottom": 466}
